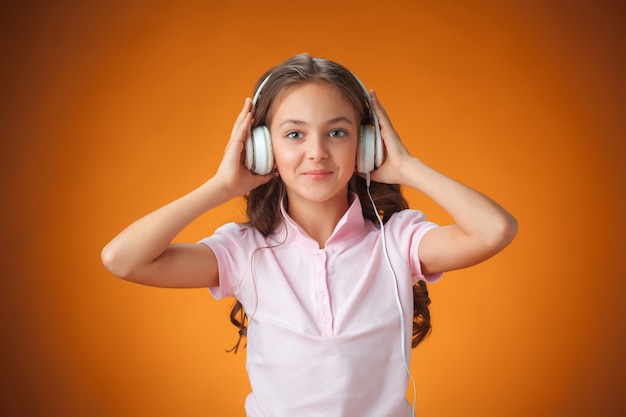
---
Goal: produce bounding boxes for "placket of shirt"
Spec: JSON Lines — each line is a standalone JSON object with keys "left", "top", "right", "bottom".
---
{"left": 313, "top": 249, "right": 333, "bottom": 337}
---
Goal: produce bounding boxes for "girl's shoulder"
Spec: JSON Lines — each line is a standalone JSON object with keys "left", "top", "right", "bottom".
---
{"left": 386, "top": 208, "right": 430, "bottom": 225}
{"left": 210, "top": 221, "right": 263, "bottom": 241}
{"left": 383, "top": 208, "right": 439, "bottom": 238}
{"left": 206, "top": 221, "right": 284, "bottom": 247}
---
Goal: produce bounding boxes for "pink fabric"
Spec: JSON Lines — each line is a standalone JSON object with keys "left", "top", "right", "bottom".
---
{"left": 200, "top": 195, "right": 442, "bottom": 416}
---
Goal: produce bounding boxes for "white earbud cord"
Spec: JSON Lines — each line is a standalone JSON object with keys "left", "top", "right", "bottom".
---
{"left": 366, "top": 173, "right": 417, "bottom": 417}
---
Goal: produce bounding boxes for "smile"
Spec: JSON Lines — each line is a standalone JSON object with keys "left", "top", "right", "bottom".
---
{"left": 303, "top": 170, "right": 333, "bottom": 180}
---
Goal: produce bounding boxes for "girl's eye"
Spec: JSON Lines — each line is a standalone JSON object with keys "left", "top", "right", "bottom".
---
{"left": 329, "top": 129, "right": 347, "bottom": 138}
{"left": 286, "top": 131, "right": 302, "bottom": 140}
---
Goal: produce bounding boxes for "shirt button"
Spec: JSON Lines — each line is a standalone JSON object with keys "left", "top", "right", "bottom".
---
{"left": 319, "top": 291, "right": 327, "bottom": 299}
{"left": 322, "top": 315, "right": 331, "bottom": 322}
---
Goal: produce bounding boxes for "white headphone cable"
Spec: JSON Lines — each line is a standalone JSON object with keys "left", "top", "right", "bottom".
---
{"left": 365, "top": 173, "right": 417, "bottom": 417}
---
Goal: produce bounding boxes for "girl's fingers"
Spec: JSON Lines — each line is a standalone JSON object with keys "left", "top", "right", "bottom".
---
{"left": 370, "top": 90, "right": 393, "bottom": 132}
{"left": 230, "top": 98, "right": 253, "bottom": 142}
{"left": 224, "top": 98, "right": 253, "bottom": 160}
{"left": 237, "top": 97, "right": 253, "bottom": 123}
{"left": 369, "top": 90, "right": 395, "bottom": 146}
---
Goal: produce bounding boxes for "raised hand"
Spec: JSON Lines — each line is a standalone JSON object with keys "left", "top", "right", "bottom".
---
{"left": 214, "top": 98, "right": 274, "bottom": 199}
{"left": 367, "top": 90, "right": 414, "bottom": 185}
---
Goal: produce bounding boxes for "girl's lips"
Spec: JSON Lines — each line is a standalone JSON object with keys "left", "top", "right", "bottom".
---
{"left": 303, "top": 170, "right": 333, "bottom": 180}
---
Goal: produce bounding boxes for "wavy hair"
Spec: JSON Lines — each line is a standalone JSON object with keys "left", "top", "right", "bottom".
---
{"left": 227, "top": 54, "right": 431, "bottom": 353}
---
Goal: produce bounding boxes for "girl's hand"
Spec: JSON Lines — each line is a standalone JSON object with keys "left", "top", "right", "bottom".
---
{"left": 367, "top": 90, "right": 415, "bottom": 185}
{"left": 214, "top": 98, "right": 274, "bottom": 197}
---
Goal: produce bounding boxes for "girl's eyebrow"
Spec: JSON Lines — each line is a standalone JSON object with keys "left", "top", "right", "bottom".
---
{"left": 278, "top": 119, "right": 306, "bottom": 127}
{"left": 328, "top": 116, "right": 355, "bottom": 125}
{"left": 278, "top": 116, "right": 355, "bottom": 127}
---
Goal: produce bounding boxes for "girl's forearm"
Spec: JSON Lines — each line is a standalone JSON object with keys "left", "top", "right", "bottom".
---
{"left": 101, "top": 178, "right": 234, "bottom": 278}
{"left": 398, "top": 157, "right": 517, "bottom": 248}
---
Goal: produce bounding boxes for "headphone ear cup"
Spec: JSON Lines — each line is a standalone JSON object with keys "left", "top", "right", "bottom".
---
{"left": 357, "top": 125, "right": 375, "bottom": 174}
{"left": 374, "top": 126, "right": 383, "bottom": 169}
{"left": 245, "top": 131, "right": 256, "bottom": 171}
{"left": 246, "top": 125, "right": 273, "bottom": 175}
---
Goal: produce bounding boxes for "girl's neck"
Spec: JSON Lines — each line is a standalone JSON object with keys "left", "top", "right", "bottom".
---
{"left": 285, "top": 192, "right": 351, "bottom": 249}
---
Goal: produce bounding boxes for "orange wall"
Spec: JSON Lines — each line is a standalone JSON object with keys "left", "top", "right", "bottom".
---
{"left": 1, "top": 1, "right": 624, "bottom": 416}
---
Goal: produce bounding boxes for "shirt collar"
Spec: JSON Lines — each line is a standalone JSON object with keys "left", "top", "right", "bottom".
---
{"left": 278, "top": 193, "right": 367, "bottom": 248}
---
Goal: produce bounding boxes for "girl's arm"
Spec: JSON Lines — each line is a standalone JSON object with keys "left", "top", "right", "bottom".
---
{"left": 101, "top": 98, "right": 273, "bottom": 288}
{"left": 368, "top": 91, "right": 518, "bottom": 275}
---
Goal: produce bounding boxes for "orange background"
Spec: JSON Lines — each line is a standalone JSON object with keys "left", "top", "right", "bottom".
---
{"left": 1, "top": 1, "right": 624, "bottom": 416}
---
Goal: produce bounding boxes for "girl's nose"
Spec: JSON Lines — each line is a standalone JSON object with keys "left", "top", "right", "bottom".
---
{"left": 306, "top": 134, "right": 329, "bottom": 160}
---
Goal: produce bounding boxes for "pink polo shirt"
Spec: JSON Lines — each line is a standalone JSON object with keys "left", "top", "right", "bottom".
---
{"left": 200, "top": 195, "right": 442, "bottom": 417}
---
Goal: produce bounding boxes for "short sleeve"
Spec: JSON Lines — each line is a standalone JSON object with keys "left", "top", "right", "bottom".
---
{"left": 198, "top": 223, "right": 256, "bottom": 299}
{"left": 384, "top": 210, "right": 444, "bottom": 284}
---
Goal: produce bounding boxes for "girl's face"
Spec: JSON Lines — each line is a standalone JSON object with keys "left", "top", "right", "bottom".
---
{"left": 269, "top": 81, "right": 359, "bottom": 210}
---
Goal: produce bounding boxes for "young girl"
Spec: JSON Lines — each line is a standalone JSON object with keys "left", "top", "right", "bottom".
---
{"left": 102, "top": 54, "right": 517, "bottom": 417}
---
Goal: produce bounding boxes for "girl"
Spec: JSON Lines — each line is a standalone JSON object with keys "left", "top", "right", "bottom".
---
{"left": 102, "top": 54, "right": 517, "bottom": 416}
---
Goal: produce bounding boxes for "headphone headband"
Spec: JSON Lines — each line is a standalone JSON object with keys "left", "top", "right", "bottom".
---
{"left": 252, "top": 71, "right": 377, "bottom": 129}
{"left": 252, "top": 74, "right": 272, "bottom": 107}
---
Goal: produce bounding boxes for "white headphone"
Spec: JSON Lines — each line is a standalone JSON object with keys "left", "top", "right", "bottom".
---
{"left": 245, "top": 72, "right": 383, "bottom": 175}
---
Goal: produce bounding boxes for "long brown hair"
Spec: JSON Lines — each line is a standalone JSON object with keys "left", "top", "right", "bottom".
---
{"left": 227, "top": 54, "right": 431, "bottom": 353}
